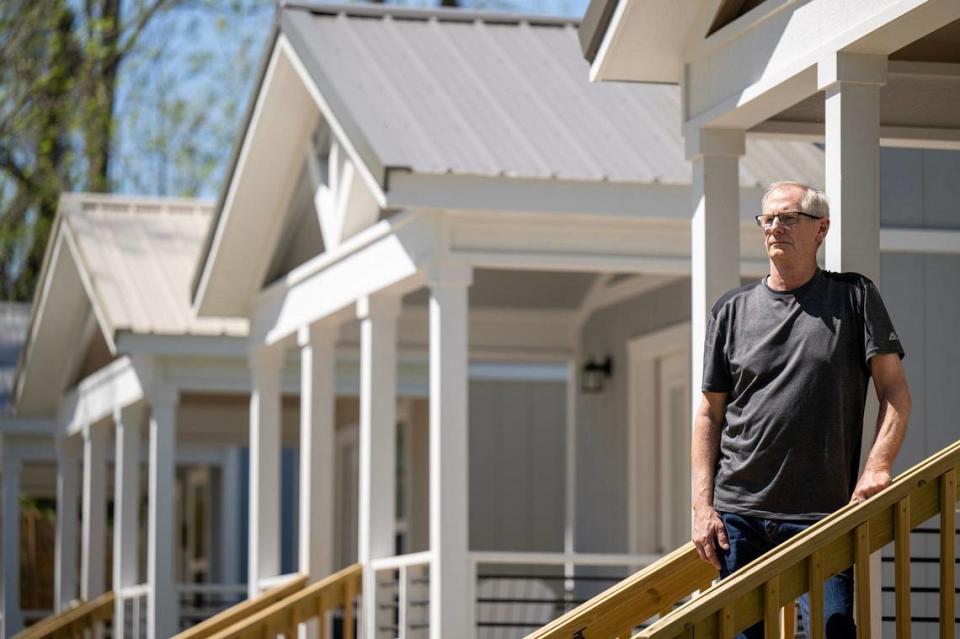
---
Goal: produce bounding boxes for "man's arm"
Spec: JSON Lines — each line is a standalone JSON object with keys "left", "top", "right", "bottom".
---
{"left": 850, "top": 353, "right": 911, "bottom": 503}
{"left": 692, "top": 391, "right": 728, "bottom": 569}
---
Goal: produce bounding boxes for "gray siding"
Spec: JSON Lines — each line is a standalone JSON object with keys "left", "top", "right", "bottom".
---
{"left": 575, "top": 279, "right": 692, "bottom": 553}
{"left": 469, "top": 379, "right": 567, "bottom": 552}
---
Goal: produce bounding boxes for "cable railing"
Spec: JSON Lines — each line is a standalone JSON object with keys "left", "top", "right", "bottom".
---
{"left": 173, "top": 574, "right": 307, "bottom": 639}
{"left": 199, "top": 563, "right": 361, "bottom": 639}
{"left": 526, "top": 438, "right": 960, "bottom": 639}
{"left": 12, "top": 591, "right": 115, "bottom": 639}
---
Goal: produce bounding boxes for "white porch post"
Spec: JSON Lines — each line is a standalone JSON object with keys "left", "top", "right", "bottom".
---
{"left": 298, "top": 322, "right": 338, "bottom": 582}
{"left": 81, "top": 423, "right": 109, "bottom": 603}
{"left": 818, "top": 52, "right": 887, "bottom": 638}
{"left": 113, "top": 404, "right": 144, "bottom": 635}
{"left": 54, "top": 437, "right": 80, "bottom": 612}
{"left": 220, "top": 446, "right": 243, "bottom": 588}
{"left": 686, "top": 128, "right": 745, "bottom": 409}
{"left": 356, "top": 294, "right": 400, "bottom": 639}
{"left": 1, "top": 450, "right": 23, "bottom": 638}
{"left": 427, "top": 263, "right": 473, "bottom": 639}
{"left": 818, "top": 52, "right": 886, "bottom": 279}
{"left": 147, "top": 388, "right": 178, "bottom": 639}
{"left": 248, "top": 346, "right": 283, "bottom": 597}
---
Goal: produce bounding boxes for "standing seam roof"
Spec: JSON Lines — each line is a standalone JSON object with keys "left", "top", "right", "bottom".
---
{"left": 280, "top": 2, "right": 825, "bottom": 187}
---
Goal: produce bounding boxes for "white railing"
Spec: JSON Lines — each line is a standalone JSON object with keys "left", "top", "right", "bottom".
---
{"left": 118, "top": 583, "right": 151, "bottom": 639}
{"left": 370, "top": 551, "right": 433, "bottom": 639}
{"left": 362, "top": 550, "right": 663, "bottom": 639}
{"left": 470, "top": 551, "right": 663, "bottom": 639}
{"left": 257, "top": 572, "right": 301, "bottom": 592}
{"left": 176, "top": 582, "right": 247, "bottom": 630}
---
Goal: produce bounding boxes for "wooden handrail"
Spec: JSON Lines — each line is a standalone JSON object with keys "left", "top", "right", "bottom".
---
{"left": 204, "top": 563, "right": 362, "bottom": 639}
{"left": 13, "top": 591, "right": 114, "bottom": 639}
{"left": 174, "top": 574, "right": 308, "bottom": 639}
{"left": 525, "top": 543, "right": 717, "bottom": 638}
{"left": 528, "top": 438, "right": 960, "bottom": 639}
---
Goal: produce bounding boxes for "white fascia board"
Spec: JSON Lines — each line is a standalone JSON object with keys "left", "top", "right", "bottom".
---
{"left": 387, "top": 172, "right": 689, "bottom": 218}
{"left": 194, "top": 38, "right": 318, "bottom": 319}
{"left": 448, "top": 210, "right": 770, "bottom": 275}
{"left": 251, "top": 211, "right": 436, "bottom": 346}
{"left": 278, "top": 36, "right": 386, "bottom": 210}
{"left": 59, "top": 356, "right": 146, "bottom": 437}
{"left": 683, "top": 0, "right": 958, "bottom": 130}
{"left": 61, "top": 216, "right": 117, "bottom": 354}
{"left": 588, "top": 0, "right": 704, "bottom": 84}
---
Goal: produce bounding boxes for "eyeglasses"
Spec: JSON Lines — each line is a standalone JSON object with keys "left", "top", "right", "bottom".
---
{"left": 755, "top": 211, "right": 823, "bottom": 228}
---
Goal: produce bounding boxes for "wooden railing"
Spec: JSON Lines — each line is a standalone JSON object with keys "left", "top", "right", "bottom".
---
{"left": 528, "top": 437, "right": 960, "bottom": 639}
{"left": 198, "top": 563, "right": 361, "bottom": 639}
{"left": 173, "top": 574, "right": 307, "bottom": 639}
{"left": 13, "top": 591, "right": 114, "bottom": 639}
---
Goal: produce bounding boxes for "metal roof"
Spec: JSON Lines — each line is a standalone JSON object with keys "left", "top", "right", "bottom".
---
{"left": 280, "top": 2, "right": 824, "bottom": 187}
{"left": 63, "top": 194, "right": 248, "bottom": 338}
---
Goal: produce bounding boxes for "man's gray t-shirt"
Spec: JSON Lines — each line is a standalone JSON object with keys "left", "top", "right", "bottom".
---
{"left": 702, "top": 269, "right": 904, "bottom": 521}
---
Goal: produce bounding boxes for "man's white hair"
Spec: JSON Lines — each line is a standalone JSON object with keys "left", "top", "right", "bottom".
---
{"left": 761, "top": 181, "right": 830, "bottom": 219}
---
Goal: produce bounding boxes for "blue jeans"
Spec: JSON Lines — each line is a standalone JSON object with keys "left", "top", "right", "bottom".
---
{"left": 718, "top": 512, "right": 856, "bottom": 639}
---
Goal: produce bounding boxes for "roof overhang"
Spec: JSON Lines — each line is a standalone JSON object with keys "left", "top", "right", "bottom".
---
{"left": 580, "top": 0, "right": 716, "bottom": 83}
{"left": 13, "top": 200, "right": 113, "bottom": 417}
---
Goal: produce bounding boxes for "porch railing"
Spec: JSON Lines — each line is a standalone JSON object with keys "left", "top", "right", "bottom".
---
{"left": 177, "top": 581, "right": 247, "bottom": 631}
{"left": 525, "top": 437, "right": 960, "bottom": 638}
{"left": 12, "top": 591, "right": 114, "bottom": 639}
{"left": 200, "top": 563, "right": 361, "bottom": 639}
{"left": 173, "top": 573, "right": 307, "bottom": 639}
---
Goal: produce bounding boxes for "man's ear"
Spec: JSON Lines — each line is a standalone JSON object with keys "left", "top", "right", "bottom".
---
{"left": 818, "top": 217, "right": 830, "bottom": 243}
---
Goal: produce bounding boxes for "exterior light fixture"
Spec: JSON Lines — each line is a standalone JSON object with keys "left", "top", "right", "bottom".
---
{"left": 580, "top": 356, "right": 613, "bottom": 394}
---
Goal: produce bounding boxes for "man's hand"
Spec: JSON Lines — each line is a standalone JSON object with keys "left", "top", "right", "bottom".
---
{"left": 850, "top": 466, "right": 892, "bottom": 504}
{"left": 692, "top": 506, "right": 729, "bottom": 569}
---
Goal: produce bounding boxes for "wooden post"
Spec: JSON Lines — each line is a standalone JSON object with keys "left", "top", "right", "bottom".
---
{"left": 894, "top": 496, "right": 911, "bottom": 639}
{"left": 940, "top": 469, "right": 956, "bottom": 639}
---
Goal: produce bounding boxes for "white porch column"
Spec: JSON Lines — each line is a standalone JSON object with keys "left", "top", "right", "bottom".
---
{"left": 81, "top": 423, "right": 109, "bottom": 602}
{"left": 818, "top": 52, "right": 887, "bottom": 638}
{"left": 1, "top": 450, "right": 23, "bottom": 638}
{"left": 147, "top": 387, "right": 178, "bottom": 639}
{"left": 248, "top": 346, "right": 283, "bottom": 597}
{"left": 426, "top": 263, "right": 473, "bottom": 639}
{"left": 356, "top": 294, "right": 400, "bottom": 639}
{"left": 54, "top": 437, "right": 81, "bottom": 612}
{"left": 686, "top": 128, "right": 745, "bottom": 407}
{"left": 113, "top": 403, "right": 144, "bottom": 634}
{"left": 818, "top": 52, "right": 886, "bottom": 279}
{"left": 220, "top": 446, "right": 243, "bottom": 588}
{"left": 298, "top": 322, "right": 338, "bottom": 582}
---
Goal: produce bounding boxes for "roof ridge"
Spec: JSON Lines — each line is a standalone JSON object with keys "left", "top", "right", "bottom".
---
{"left": 279, "top": 1, "right": 580, "bottom": 27}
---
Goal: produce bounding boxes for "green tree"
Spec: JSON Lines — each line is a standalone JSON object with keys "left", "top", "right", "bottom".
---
{"left": 0, "top": 0, "right": 180, "bottom": 300}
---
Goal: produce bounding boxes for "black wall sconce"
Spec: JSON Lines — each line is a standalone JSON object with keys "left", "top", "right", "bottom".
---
{"left": 580, "top": 356, "right": 613, "bottom": 394}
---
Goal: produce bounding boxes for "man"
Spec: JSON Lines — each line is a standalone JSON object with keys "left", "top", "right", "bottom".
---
{"left": 691, "top": 181, "right": 911, "bottom": 638}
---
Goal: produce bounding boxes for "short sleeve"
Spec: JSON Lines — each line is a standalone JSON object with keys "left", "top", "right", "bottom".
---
{"left": 702, "top": 306, "right": 733, "bottom": 393}
{"left": 861, "top": 279, "right": 905, "bottom": 364}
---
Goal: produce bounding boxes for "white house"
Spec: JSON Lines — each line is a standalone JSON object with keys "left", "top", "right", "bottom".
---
{"left": 577, "top": 0, "right": 960, "bottom": 636}
{"left": 4, "top": 1, "right": 959, "bottom": 638}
